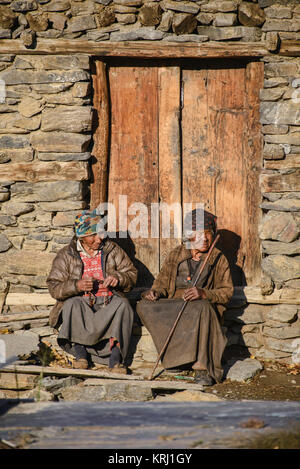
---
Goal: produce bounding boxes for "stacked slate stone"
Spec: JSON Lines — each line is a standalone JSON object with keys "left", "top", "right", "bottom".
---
{"left": 0, "top": 0, "right": 297, "bottom": 44}
{"left": 0, "top": 0, "right": 299, "bottom": 365}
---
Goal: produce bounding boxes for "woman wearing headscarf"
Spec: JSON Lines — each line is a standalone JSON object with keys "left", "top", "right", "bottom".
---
{"left": 137, "top": 209, "right": 233, "bottom": 385}
{"left": 47, "top": 210, "right": 137, "bottom": 372}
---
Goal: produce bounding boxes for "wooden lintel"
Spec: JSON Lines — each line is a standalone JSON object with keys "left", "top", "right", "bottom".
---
{"left": 279, "top": 40, "right": 300, "bottom": 57}
{"left": 0, "top": 39, "right": 268, "bottom": 58}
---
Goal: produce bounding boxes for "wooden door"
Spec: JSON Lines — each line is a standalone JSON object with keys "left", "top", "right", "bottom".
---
{"left": 91, "top": 59, "right": 263, "bottom": 288}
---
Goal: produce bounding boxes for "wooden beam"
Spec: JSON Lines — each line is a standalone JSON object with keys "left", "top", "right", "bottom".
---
{"left": 90, "top": 60, "right": 109, "bottom": 210}
{"left": 0, "top": 161, "right": 89, "bottom": 183}
{"left": 279, "top": 40, "right": 300, "bottom": 57}
{"left": 0, "top": 365, "right": 205, "bottom": 389}
{"left": 0, "top": 39, "right": 268, "bottom": 58}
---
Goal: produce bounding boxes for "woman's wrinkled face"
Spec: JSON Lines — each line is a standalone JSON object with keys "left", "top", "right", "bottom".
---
{"left": 81, "top": 233, "right": 103, "bottom": 251}
{"left": 189, "top": 229, "right": 214, "bottom": 253}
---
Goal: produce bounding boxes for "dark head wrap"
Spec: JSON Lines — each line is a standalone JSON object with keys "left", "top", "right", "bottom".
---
{"left": 183, "top": 208, "right": 217, "bottom": 237}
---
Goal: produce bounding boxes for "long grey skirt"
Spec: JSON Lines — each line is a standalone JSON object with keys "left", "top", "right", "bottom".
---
{"left": 58, "top": 294, "right": 134, "bottom": 365}
{"left": 137, "top": 298, "right": 227, "bottom": 383}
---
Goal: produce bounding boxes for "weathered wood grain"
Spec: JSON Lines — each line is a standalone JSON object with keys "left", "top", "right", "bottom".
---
{"left": 90, "top": 60, "right": 109, "bottom": 210}
{"left": 108, "top": 65, "right": 159, "bottom": 281}
{"left": 0, "top": 161, "right": 89, "bottom": 182}
{"left": 279, "top": 40, "right": 300, "bottom": 57}
{"left": 0, "top": 39, "right": 268, "bottom": 58}
{"left": 158, "top": 66, "right": 181, "bottom": 267}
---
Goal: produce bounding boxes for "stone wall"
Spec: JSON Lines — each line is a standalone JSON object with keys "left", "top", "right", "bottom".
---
{"left": 0, "top": 0, "right": 299, "bottom": 365}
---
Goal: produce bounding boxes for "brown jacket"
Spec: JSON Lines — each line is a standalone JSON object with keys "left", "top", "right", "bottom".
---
{"left": 150, "top": 244, "right": 234, "bottom": 316}
{"left": 47, "top": 237, "right": 137, "bottom": 328}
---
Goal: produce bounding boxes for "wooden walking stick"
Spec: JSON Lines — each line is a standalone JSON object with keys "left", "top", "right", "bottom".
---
{"left": 149, "top": 233, "right": 220, "bottom": 381}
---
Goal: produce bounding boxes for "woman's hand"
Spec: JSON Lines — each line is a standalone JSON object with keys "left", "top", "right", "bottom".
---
{"left": 77, "top": 277, "right": 94, "bottom": 292}
{"left": 144, "top": 290, "right": 159, "bottom": 301}
{"left": 183, "top": 287, "right": 206, "bottom": 302}
{"left": 102, "top": 275, "right": 119, "bottom": 288}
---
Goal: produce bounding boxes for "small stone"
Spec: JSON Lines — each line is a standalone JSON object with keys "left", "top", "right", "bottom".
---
{"left": 262, "top": 255, "right": 300, "bottom": 283}
{"left": 163, "top": 33, "right": 208, "bottom": 43}
{"left": 262, "top": 19, "right": 300, "bottom": 32}
{"left": 0, "top": 28, "right": 11, "bottom": 38}
{"left": 238, "top": 2, "right": 265, "bottom": 27}
{"left": 0, "top": 233, "right": 12, "bottom": 252}
{"left": 201, "top": 1, "right": 237, "bottom": 13}
{"left": 154, "top": 390, "right": 223, "bottom": 402}
{"left": 172, "top": 13, "right": 197, "bottom": 35}
{"left": 41, "top": 106, "right": 92, "bottom": 133}
{"left": 157, "top": 10, "right": 173, "bottom": 31}
{"left": 37, "top": 152, "right": 91, "bottom": 162}
{"left": 11, "top": 181, "right": 83, "bottom": 202}
{"left": 11, "top": 1, "right": 37, "bottom": 12}
{"left": 115, "top": 13, "right": 136, "bottom": 24}
{"left": 226, "top": 358, "right": 263, "bottom": 382}
{"left": 30, "top": 131, "right": 91, "bottom": 153}
{"left": 1, "top": 201, "right": 34, "bottom": 216}
{"left": 0, "top": 215, "right": 17, "bottom": 226}
{"left": 95, "top": 5, "right": 115, "bottom": 27}
{"left": 260, "top": 88, "right": 284, "bottom": 101}
{"left": 42, "top": 0, "right": 70, "bottom": 11}
{"left": 265, "top": 304, "right": 299, "bottom": 323}
{"left": 20, "top": 30, "right": 36, "bottom": 47}
{"left": 259, "top": 211, "right": 299, "bottom": 243}
{"left": 263, "top": 143, "right": 285, "bottom": 159}
{"left": 52, "top": 210, "right": 78, "bottom": 226}
{"left": 67, "top": 15, "right": 96, "bottom": 32}
{"left": 18, "top": 96, "right": 43, "bottom": 117}
{"left": 138, "top": 3, "right": 162, "bottom": 26}
{"left": 0, "top": 6, "right": 17, "bottom": 29}
{"left": 213, "top": 12, "right": 237, "bottom": 27}
{"left": 163, "top": 0, "right": 199, "bottom": 15}
{"left": 87, "top": 28, "right": 111, "bottom": 40}
{"left": 196, "top": 12, "right": 214, "bottom": 25}
{"left": 26, "top": 11, "right": 48, "bottom": 31}
{"left": 265, "top": 31, "right": 279, "bottom": 52}
{"left": 262, "top": 239, "right": 300, "bottom": 256}
{"left": 14, "top": 114, "right": 41, "bottom": 131}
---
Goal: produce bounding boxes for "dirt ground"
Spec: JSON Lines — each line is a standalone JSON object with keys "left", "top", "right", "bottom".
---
{"left": 208, "top": 361, "right": 300, "bottom": 401}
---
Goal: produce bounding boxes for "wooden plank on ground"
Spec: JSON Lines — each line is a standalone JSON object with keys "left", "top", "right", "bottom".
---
{"left": 0, "top": 365, "right": 144, "bottom": 381}
{"left": 0, "top": 365, "right": 204, "bottom": 390}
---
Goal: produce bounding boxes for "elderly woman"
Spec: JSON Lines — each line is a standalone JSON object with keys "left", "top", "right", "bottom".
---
{"left": 137, "top": 209, "right": 233, "bottom": 385}
{"left": 47, "top": 210, "right": 137, "bottom": 372}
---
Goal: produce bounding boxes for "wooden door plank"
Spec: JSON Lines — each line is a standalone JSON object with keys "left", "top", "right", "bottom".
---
{"left": 182, "top": 64, "right": 262, "bottom": 285}
{"left": 206, "top": 66, "right": 247, "bottom": 282}
{"left": 158, "top": 66, "right": 181, "bottom": 267}
{"left": 181, "top": 67, "right": 210, "bottom": 213}
{"left": 243, "top": 61, "right": 264, "bottom": 284}
{"left": 108, "top": 65, "right": 159, "bottom": 283}
{"left": 90, "top": 60, "right": 109, "bottom": 210}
